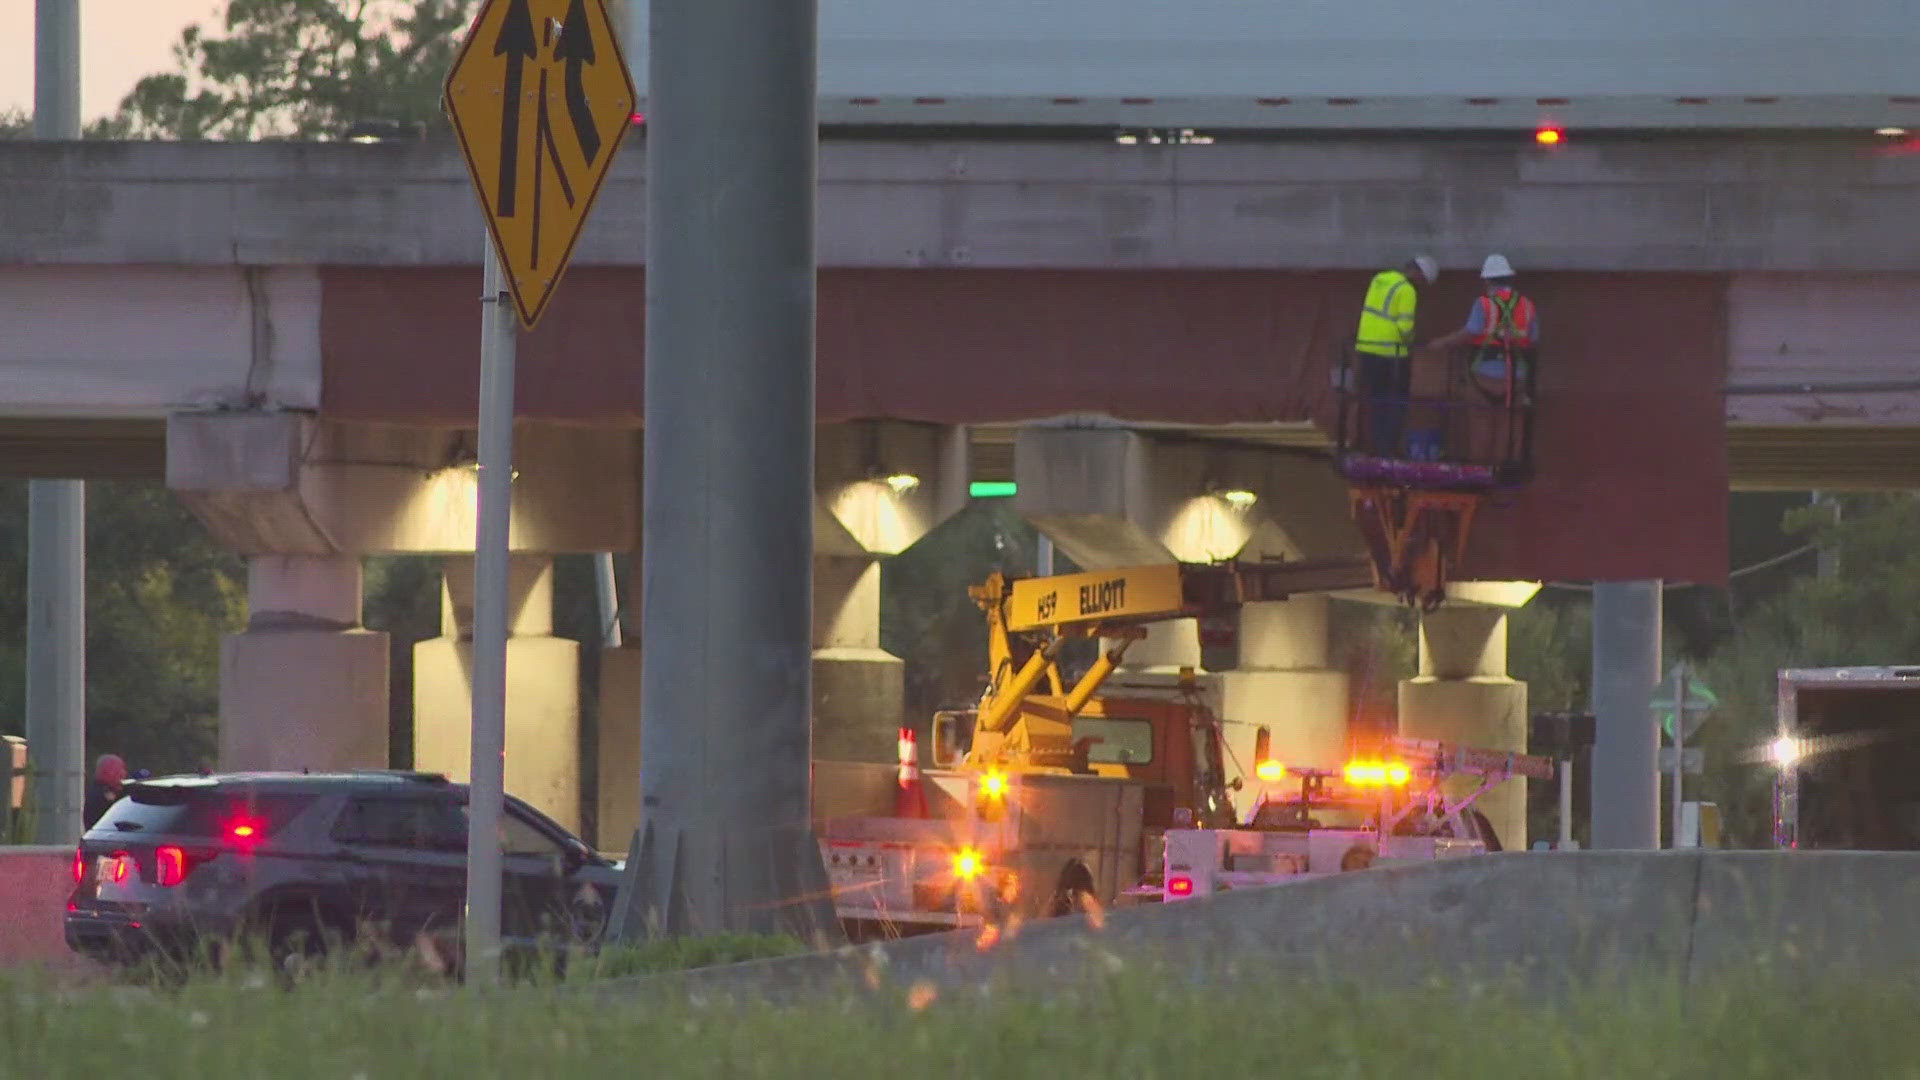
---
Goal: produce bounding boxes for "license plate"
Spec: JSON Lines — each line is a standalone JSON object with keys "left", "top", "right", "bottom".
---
{"left": 95, "top": 854, "right": 132, "bottom": 886}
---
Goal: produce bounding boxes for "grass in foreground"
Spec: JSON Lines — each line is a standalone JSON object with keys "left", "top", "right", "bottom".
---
{"left": 3, "top": 958, "right": 1916, "bottom": 1079}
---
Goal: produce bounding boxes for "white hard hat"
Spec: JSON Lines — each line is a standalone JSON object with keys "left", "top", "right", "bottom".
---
{"left": 1410, "top": 255, "right": 1438, "bottom": 285}
{"left": 1480, "top": 254, "right": 1515, "bottom": 280}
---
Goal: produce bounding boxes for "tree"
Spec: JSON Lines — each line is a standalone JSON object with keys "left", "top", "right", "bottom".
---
{"left": 0, "top": 105, "right": 134, "bottom": 140}
{"left": 0, "top": 482, "right": 246, "bottom": 779}
{"left": 115, "top": 0, "right": 478, "bottom": 141}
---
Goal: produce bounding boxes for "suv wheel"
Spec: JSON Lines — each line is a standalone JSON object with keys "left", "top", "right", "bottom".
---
{"left": 258, "top": 901, "right": 350, "bottom": 980}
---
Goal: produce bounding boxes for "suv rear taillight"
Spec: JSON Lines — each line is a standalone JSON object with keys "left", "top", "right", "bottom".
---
{"left": 71, "top": 848, "right": 85, "bottom": 884}
{"left": 155, "top": 845, "right": 189, "bottom": 887}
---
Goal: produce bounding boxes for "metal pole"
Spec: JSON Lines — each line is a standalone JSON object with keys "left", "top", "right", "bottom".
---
{"left": 594, "top": 553, "right": 623, "bottom": 648}
{"left": 1590, "top": 581, "right": 1661, "bottom": 849}
{"left": 1773, "top": 760, "right": 1799, "bottom": 850}
{"left": 1670, "top": 663, "right": 1687, "bottom": 848}
{"left": 1557, "top": 756, "right": 1573, "bottom": 849}
{"left": 34, "top": 0, "right": 80, "bottom": 137}
{"left": 463, "top": 241, "right": 516, "bottom": 984}
{"left": 27, "top": 0, "right": 86, "bottom": 846}
{"left": 1812, "top": 492, "right": 1840, "bottom": 580}
{"left": 611, "top": 0, "right": 837, "bottom": 940}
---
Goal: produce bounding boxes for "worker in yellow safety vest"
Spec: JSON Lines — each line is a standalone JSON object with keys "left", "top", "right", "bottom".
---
{"left": 1352, "top": 255, "right": 1437, "bottom": 456}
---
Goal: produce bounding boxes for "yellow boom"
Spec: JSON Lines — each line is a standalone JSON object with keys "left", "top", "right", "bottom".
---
{"left": 962, "top": 557, "right": 1372, "bottom": 773}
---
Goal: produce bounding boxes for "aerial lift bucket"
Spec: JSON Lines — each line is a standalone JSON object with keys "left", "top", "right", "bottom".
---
{"left": 1332, "top": 341, "right": 1536, "bottom": 609}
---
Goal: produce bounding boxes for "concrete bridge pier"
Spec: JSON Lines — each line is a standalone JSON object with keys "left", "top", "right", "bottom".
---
{"left": 219, "top": 554, "right": 389, "bottom": 772}
{"left": 413, "top": 556, "right": 582, "bottom": 832}
{"left": 1399, "top": 599, "right": 1533, "bottom": 850}
{"left": 592, "top": 421, "right": 968, "bottom": 845}
{"left": 1014, "top": 424, "right": 1357, "bottom": 790}
{"left": 812, "top": 421, "right": 969, "bottom": 761}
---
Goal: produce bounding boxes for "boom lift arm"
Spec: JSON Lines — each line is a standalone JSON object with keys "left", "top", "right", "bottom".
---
{"left": 963, "top": 558, "right": 1371, "bottom": 771}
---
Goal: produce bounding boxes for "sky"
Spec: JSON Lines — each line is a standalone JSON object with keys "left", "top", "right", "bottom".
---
{"left": 0, "top": 0, "right": 221, "bottom": 120}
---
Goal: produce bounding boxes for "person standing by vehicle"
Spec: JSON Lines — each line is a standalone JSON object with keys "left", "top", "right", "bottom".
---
{"left": 1352, "top": 255, "right": 1438, "bottom": 456}
{"left": 82, "top": 754, "right": 127, "bottom": 830}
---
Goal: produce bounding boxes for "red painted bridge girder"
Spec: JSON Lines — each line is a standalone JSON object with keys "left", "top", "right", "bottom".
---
{"left": 321, "top": 267, "right": 1726, "bottom": 583}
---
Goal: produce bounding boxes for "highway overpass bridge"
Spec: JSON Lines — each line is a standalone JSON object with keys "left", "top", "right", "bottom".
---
{"left": 3, "top": 134, "right": 1918, "bottom": 846}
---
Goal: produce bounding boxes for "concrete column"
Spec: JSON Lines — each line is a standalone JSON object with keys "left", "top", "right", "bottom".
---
{"left": 597, "top": 641, "right": 642, "bottom": 851}
{"left": 414, "top": 556, "right": 582, "bottom": 831}
{"left": 809, "top": 421, "right": 969, "bottom": 764}
{"left": 1590, "top": 581, "right": 1662, "bottom": 850}
{"left": 1399, "top": 605, "right": 1529, "bottom": 850}
{"left": 812, "top": 554, "right": 904, "bottom": 762}
{"left": 1119, "top": 619, "right": 1201, "bottom": 670}
{"left": 1105, "top": 598, "right": 1349, "bottom": 794}
{"left": 1218, "top": 598, "right": 1351, "bottom": 776}
{"left": 220, "top": 556, "right": 390, "bottom": 772}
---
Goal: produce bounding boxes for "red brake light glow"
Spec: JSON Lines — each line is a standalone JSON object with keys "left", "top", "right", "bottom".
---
{"left": 1168, "top": 875, "right": 1195, "bottom": 897}
{"left": 1535, "top": 126, "right": 1564, "bottom": 146}
{"left": 155, "top": 845, "right": 188, "bottom": 888}
{"left": 227, "top": 818, "right": 262, "bottom": 843}
{"left": 107, "top": 852, "right": 132, "bottom": 885}
{"left": 71, "top": 848, "right": 85, "bottom": 884}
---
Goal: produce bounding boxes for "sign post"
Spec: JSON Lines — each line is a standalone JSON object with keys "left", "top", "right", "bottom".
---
{"left": 442, "top": 0, "right": 635, "bottom": 984}
{"left": 1653, "top": 661, "right": 1715, "bottom": 850}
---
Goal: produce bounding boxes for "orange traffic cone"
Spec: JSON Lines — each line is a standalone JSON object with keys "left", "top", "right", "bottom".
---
{"left": 896, "top": 726, "right": 929, "bottom": 818}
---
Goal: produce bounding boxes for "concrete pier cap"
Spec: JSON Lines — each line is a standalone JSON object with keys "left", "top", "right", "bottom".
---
{"left": 166, "top": 409, "right": 639, "bottom": 556}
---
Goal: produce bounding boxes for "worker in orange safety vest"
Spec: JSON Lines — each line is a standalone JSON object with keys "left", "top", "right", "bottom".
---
{"left": 1429, "top": 253, "right": 1538, "bottom": 405}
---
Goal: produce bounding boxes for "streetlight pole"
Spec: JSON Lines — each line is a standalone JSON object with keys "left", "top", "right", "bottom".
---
{"left": 26, "top": 0, "right": 88, "bottom": 846}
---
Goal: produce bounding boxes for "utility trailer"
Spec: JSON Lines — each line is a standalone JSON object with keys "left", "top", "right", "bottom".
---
{"left": 1150, "top": 736, "right": 1554, "bottom": 902}
{"left": 1774, "top": 666, "right": 1920, "bottom": 850}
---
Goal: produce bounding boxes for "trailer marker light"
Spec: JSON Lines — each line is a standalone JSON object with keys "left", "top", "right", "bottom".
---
{"left": 1535, "top": 126, "right": 1564, "bottom": 146}
{"left": 1255, "top": 759, "right": 1286, "bottom": 783}
{"left": 1167, "top": 875, "right": 1195, "bottom": 897}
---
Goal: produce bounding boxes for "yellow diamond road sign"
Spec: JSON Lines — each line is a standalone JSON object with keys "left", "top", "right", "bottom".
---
{"left": 444, "top": 0, "right": 636, "bottom": 328}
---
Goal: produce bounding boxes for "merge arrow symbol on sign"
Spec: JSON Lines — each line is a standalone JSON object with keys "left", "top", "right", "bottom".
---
{"left": 490, "top": 0, "right": 538, "bottom": 219}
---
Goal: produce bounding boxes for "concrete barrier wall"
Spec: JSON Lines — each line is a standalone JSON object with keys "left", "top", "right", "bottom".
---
{"left": 601, "top": 851, "right": 1920, "bottom": 1001}
{"left": 0, "top": 847, "right": 79, "bottom": 970}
